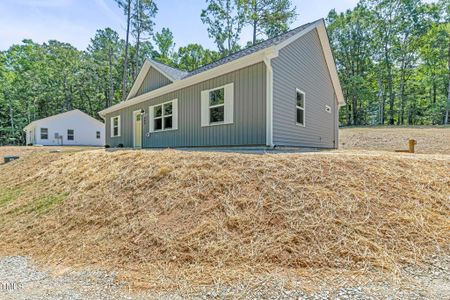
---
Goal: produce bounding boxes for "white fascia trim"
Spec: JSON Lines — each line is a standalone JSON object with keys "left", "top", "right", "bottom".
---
{"left": 126, "top": 60, "right": 151, "bottom": 100}
{"left": 316, "top": 23, "right": 346, "bottom": 107}
{"left": 263, "top": 49, "right": 278, "bottom": 148}
{"left": 100, "top": 48, "right": 276, "bottom": 118}
{"left": 126, "top": 60, "right": 179, "bottom": 100}
{"left": 274, "top": 19, "right": 346, "bottom": 107}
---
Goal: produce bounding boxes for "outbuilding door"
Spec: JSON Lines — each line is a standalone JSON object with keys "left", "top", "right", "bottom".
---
{"left": 133, "top": 110, "right": 142, "bottom": 148}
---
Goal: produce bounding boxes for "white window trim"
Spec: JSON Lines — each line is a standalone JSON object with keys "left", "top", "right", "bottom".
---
{"left": 111, "top": 116, "right": 121, "bottom": 137}
{"left": 201, "top": 83, "right": 234, "bottom": 127}
{"left": 149, "top": 99, "right": 178, "bottom": 133}
{"left": 296, "top": 89, "right": 306, "bottom": 127}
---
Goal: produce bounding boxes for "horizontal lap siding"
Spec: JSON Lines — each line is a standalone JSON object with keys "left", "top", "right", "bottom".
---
{"left": 105, "top": 62, "right": 266, "bottom": 148}
{"left": 136, "top": 67, "right": 172, "bottom": 96}
{"left": 272, "top": 29, "right": 337, "bottom": 149}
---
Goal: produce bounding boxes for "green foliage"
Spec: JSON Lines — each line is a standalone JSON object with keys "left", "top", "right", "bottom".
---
{"left": 327, "top": 0, "right": 449, "bottom": 126}
{"left": 153, "top": 27, "right": 177, "bottom": 65}
{"left": 201, "top": 0, "right": 245, "bottom": 55}
{"left": 176, "top": 44, "right": 221, "bottom": 71}
{"left": 239, "top": 0, "right": 297, "bottom": 44}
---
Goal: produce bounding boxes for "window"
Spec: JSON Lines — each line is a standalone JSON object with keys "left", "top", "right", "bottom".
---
{"left": 67, "top": 129, "right": 74, "bottom": 141}
{"left": 201, "top": 83, "right": 234, "bottom": 127}
{"left": 111, "top": 116, "right": 120, "bottom": 137}
{"left": 209, "top": 88, "right": 225, "bottom": 123}
{"left": 149, "top": 99, "right": 178, "bottom": 132}
{"left": 296, "top": 89, "right": 305, "bottom": 126}
{"left": 96, "top": 131, "right": 101, "bottom": 139}
{"left": 40, "top": 128, "right": 48, "bottom": 140}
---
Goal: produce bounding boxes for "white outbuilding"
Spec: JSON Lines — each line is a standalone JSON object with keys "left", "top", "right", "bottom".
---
{"left": 24, "top": 110, "right": 105, "bottom": 146}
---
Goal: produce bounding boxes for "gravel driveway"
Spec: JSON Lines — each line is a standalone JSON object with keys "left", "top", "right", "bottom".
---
{"left": 0, "top": 256, "right": 448, "bottom": 299}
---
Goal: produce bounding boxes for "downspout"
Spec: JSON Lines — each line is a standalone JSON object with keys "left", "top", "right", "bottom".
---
{"left": 264, "top": 48, "right": 278, "bottom": 148}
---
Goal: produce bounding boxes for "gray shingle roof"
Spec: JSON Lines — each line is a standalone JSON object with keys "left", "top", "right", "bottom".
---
{"left": 149, "top": 21, "right": 316, "bottom": 81}
{"left": 187, "top": 21, "right": 315, "bottom": 77}
{"left": 149, "top": 59, "right": 188, "bottom": 81}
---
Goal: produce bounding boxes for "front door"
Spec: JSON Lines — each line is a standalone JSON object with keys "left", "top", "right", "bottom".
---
{"left": 134, "top": 111, "right": 142, "bottom": 148}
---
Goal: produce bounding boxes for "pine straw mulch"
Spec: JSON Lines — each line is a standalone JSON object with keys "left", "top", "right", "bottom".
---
{"left": 0, "top": 149, "right": 449, "bottom": 291}
{"left": 340, "top": 126, "right": 450, "bottom": 154}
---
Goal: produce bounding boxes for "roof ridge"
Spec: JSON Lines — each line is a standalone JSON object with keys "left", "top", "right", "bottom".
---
{"left": 186, "top": 20, "right": 319, "bottom": 77}
{"left": 149, "top": 58, "right": 188, "bottom": 73}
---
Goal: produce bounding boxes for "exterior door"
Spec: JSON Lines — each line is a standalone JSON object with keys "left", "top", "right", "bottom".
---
{"left": 134, "top": 111, "right": 142, "bottom": 148}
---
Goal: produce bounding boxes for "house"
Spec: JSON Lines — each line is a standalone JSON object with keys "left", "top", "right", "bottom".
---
{"left": 99, "top": 19, "right": 345, "bottom": 149}
{"left": 24, "top": 109, "right": 105, "bottom": 146}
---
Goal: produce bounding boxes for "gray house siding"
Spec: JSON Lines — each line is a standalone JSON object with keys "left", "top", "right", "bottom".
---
{"left": 136, "top": 67, "right": 172, "bottom": 97}
{"left": 272, "top": 29, "right": 337, "bottom": 148}
{"left": 106, "top": 62, "right": 267, "bottom": 148}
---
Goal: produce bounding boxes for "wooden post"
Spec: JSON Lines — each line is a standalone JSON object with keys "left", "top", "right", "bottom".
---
{"left": 408, "top": 139, "right": 417, "bottom": 153}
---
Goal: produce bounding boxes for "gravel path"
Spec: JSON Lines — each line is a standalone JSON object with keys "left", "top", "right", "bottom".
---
{"left": 0, "top": 256, "right": 448, "bottom": 299}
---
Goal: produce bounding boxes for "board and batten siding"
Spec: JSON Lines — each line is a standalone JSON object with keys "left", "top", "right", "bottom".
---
{"left": 272, "top": 29, "right": 338, "bottom": 149}
{"left": 105, "top": 62, "right": 267, "bottom": 148}
{"left": 136, "top": 67, "right": 173, "bottom": 97}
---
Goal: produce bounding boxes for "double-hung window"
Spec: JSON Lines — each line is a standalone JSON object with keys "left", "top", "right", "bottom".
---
{"left": 40, "top": 128, "right": 48, "bottom": 140}
{"left": 149, "top": 99, "right": 178, "bottom": 132}
{"left": 201, "top": 83, "right": 234, "bottom": 127}
{"left": 67, "top": 129, "right": 74, "bottom": 141}
{"left": 111, "top": 116, "right": 120, "bottom": 137}
{"left": 208, "top": 88, "right": 225, "bottom": 124}
{"left": 296, "top": 89, "right": 305, "bottom": 126}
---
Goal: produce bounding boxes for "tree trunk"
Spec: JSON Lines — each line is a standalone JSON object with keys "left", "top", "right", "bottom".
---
{"left": 134, "top": 0, "right": 141, "bottom": 80}
{"left": 108, "top": 47, "right": 114, "bottom": 108}
{"left": 135, "top": 30, "right": 140, "bottom": 80}
{"left": 122, "top": 0, "right": 132, "bottom": 101}
{"left": 377, "top": 77, "right": 385, "bottom": 125}
{"left": 252, "top": 0, "right": 257, "bottom": 45}
{"left": 352, "top": 93, "right": 358, "bottom": 125}
{"left": 445, "top": 42, "right": 450, "bottom": 125}
{"left": 398, "top": 61, "right": 406, "bottom": 125}
{"left": 9, "top": 101, "right": 14, "bottom": 145}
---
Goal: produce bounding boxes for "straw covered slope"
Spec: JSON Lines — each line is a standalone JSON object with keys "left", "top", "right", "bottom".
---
{"left": 0, "top": 149, "right": 449, "bottom": 289}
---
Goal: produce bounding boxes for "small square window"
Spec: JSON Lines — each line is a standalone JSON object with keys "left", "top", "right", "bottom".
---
{"left": 154, "top": 105, "right": 162, "bottom": 118}
{"left": 96, "top": 131, "right": 101, "bottom": 139}
{"left": 209, "top": 88, "right": 224, "bottom": 106}
{"left": 154, "top": 118, "right": 163, "bottom": 131}
{"left": 297, "top": 91, "right": 305, "bottom": 108}
{"left": 67, "top": 129, "right": 74, "bottom": 141}
{"left": 40, "top": 128, "right": 48, "bottom": 140}
{"left": 164, "top": 116, "right": 173, "bottom": 129}
{"left": 210, "top": 106, "right": 225, "bottom": 123}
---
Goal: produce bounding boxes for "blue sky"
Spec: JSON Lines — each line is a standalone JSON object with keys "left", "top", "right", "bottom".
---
{"left": 0, "top": 0, "right": 429, "bottom": 51}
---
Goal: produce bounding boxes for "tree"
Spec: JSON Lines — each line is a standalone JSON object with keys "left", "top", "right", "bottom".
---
{"left": 88, "top": 28, "right": 121, "bottom": 108}
{"left": 201, "top": 0, "right": 245, "bottom": 55}
{"left": 132, "top": 0, "right": 158, "bottom": 79}
{"left": 153, "top": 27, "right": 177, "bottom": 65}
{"left": 115, "top": 0, "right": 133, "bottom": 101}
{"left": 240, "top": 0, "right": 297, "bottom": 45}
{"left": 176, "top": 44, "right": 221, "bottom": 71}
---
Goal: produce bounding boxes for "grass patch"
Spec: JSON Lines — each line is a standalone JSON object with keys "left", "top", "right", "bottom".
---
{"left": 0, "top": 187, "right": 22, "bottom": 207}
{"left": 8, "top": 192, "right": 68, "bottom": 216}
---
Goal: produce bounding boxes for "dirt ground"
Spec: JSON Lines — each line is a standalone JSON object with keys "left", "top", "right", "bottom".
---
{"left": 339, "top": 126, "right": 450, "bottom": 154}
